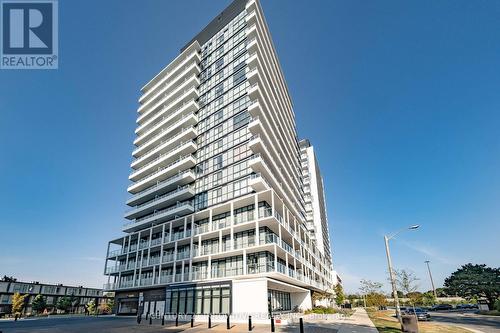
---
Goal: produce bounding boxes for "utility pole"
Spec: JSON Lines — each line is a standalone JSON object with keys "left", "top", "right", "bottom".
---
{"left": 385, "top": 235, "right": 402, "bottom": 325}
{"left": 384, "top": 225, "right": 420, "bottom": 326}
{"left": 425, "top": 260, "right": 437, "bottom": 299}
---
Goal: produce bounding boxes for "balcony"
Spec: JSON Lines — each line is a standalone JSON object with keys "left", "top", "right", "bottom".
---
{"left": 248, "top": 172, "right": 270, "bottom": 193}
{"left": 139, "top": 278, "right": 153, "bottom": 286}
{"left": 137, "top": 76, "right": 199, "bottom": 126}
{"left": 248, "top": 154, "right": 303, "bottom": 224}
{"left": 133, "top": 123, "right": 197, "bottom": 159}
{"left": 127, "top": 155, "right": 196, "bottom": 194}
{"left": 123, "top": 201, "right": 195, "bottom": 232}
{"left": 140, "top": 43, "right": 200, "bottom": 104}
{"left": 138, "top": 61, "right": 200, "bottom": 119}
{"left": 160, "top": 275, "right": 173, "bottom": 284}
{"left": 162, "top": 254, "right": 174, "bottom": 263}
{"left": 105, "top": 265, "right": 125, "bottom": 274}
{"left": 126, "top": 169, "right": 195, "bottom": 207}
{"left": 148, "top": 257, "right": 160, "bottom": 266}
{"left": 176, "top": 251, "right": 190, "bottom": 260}
{"left": 130, "top": 123, "right": 196, "bottom": 170}
{"left": 131, "top": 137, "right": 197, "bottom": 173}
{"left": 133, "top": 111, "right": 198, "bottom": 156}
{"left": 124, "top": 185, "right": 195, "bottom": 220}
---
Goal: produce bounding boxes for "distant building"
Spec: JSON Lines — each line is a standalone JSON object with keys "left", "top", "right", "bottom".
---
{"left": 0, "top": 280, "right": 111, "bottom": 315}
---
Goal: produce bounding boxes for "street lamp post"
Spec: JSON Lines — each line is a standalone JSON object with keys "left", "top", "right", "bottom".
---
{"left": 425, "top": 260, "right": 437, "bottom": 300}
{"left": 384, "top": 225, "right": 420, "bottom": 325}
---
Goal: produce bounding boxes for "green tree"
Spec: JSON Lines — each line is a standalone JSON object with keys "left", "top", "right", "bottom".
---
{"left": 435, "top": 287, "right": 449, "bottom": 297}
{"left": 334, "top": 284, "right": 345, "bottom": 306}
{"left": 31, "top": 294, "right": 47, "bottom": 314}
{"left": 359, "top": 279, "right": 383, "bottom": 295}
{"left": 365, "top": 293, "right": 388, "bottom": 307}
{"left": 99, "top": 299, "right": 114, "bottom": 314}
{"left": 56, "top": 296, "right": 72, "bottom": 313}
{"left": 422, "top": 291, "right": 436, "bottom": 306}
{"left": 1, "top": 275, "right": 17, "bottom": 282}
{"left": 394, "top": 269, "right": 419, "bottom": 296}
{"left": 86, "top": 299, "right": 96, "bottom": 314}
{"left": 444, "top": 264, "right": 500, "bottom": 308}
{"left": 406, "top": 292, "right": 424, "bottom": 306}
{"left": 11, "top": 293, "right": 27, "bottom": 316}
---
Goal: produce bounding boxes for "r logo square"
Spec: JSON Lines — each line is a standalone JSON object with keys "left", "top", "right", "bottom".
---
{"left": 1, "top": 0, "right": 58, "bottom": 69}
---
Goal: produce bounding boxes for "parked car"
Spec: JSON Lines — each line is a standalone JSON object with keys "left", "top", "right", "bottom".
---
{"left": 431, "top": 304, "right": 453, "bottom": 311}
{"left": 415, "top": 308, "right": 431, "bottom": 321}
{"left": 456, "top": 303, "right": 478, "bottom": 310}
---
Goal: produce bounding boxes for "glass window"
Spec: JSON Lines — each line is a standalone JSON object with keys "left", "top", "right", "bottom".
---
{"left": 214, "top": 110, "right": 224, "bottom": 124}
{"left": 195, "top": 290, "right": 203, "bottom": 314}
{"left": 203, "top": 289, "right": 211, "bottom": 314}
{"left": 215, "top": 58, "right": 224, "bottom": 70}
{"left": 213, "top": 155, "right": 223, "bottom": 170}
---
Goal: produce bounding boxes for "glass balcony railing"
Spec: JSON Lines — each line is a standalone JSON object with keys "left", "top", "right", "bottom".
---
{"left": 150, "top": 238, "right": 162, "bottom": 246}
{"left": 130, "top": 170, "right": 193, "bottom": 200}
{"left": 162, "top": 254, "right": 174, "bottom": 263}
{"left": 233, "top": 238, "right": 255, "bottom": 250}
{"left": 133, "top": 155, "right": 194, "bottom": 184}
{"left": 130, "top": 140, "right": 196, "bottom": 178}
{"left": 176, "top": 251, "right": 190, "bottom": 260}
{"left": 246, "top": 263, "right": 273, "bottom": 274}
{"left": 211, "top": 267, "right": 243, "bottom": 278}
{"left": 127, "top": 185, "right": 193, "bottom": 212}
{"left": 149, "top": 257, "right": 160, "bottom": 266}
{"left": 132, "top": 200, "right": 193, "bottom": 224}
{"left": 139, "top": 278, "right": 153, "bottom": 286}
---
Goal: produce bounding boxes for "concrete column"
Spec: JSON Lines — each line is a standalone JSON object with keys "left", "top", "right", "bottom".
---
{"left": 274, "top": 244, "right": 278, "bottom": 272}
{"left": 219, "top": 230, "right": 223, "bottom": 253}
{"left": 243, "top": 249, "right": 247, "bottom": 275}
{"left": 209, "top": 209, "right": 213, "bottom": 232}
{"left": 208, "top": 255, "right": 212, "bottom": 279}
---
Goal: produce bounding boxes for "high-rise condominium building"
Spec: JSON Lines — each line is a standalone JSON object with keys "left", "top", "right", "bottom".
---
{"left": 104, "top": 0, "right": 336, "bottom": 317}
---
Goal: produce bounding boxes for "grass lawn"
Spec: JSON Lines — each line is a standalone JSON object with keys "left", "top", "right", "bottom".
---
{"left": 366, "top": 309, "right": 472, "bottom": 333}
{"left": 479, "top": 310, "right": 500, "bottom": 316}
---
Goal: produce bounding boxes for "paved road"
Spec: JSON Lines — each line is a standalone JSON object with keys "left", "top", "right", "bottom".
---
{"left": 430, "top": 311, "right": 500, "bottom": 333}
{"left": 0, "top": 316, "right": 341, "bottom": 333}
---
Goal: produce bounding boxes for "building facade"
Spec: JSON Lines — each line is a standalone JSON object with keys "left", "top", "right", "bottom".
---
{"left": 104, "top": 0, "right": 336, "bottom": 317}
{"left": 0, "top": 280, "right": 110, "bottom": 315}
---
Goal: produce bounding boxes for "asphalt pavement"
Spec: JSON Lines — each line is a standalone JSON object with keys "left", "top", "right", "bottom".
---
{"left": 430, "top": 311, "right": 500, "bottom": 333}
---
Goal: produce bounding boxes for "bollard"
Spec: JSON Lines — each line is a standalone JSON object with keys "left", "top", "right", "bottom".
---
{"left": 149, "top": 316, "right": 152, "bottom": 325}
{"left": 175, "top": 313, "right": 179, "bottom": 327}
{"left": 271, "top": 316, "right": 275, "bottom": 332}
{"left": 227, "top": 313, "right": 230, "bottom": 330}
{"left": 299, "top": 318, "right": 304, "bottom": 333}
{"left": 248, "top": 315, "right": 252, "bottom": 331}
{"left": 191, "top": 314, "right": 194, "bottom": 327}
{"left": 208, "top": 314, "right": 212, "bottom": 329}
{"left": 162, "top": 315, "right": 165, "bottom": 326}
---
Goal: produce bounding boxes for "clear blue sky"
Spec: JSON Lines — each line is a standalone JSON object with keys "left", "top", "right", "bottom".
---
{"left": 1, "top": 0, "right": 499, "bottom": 293}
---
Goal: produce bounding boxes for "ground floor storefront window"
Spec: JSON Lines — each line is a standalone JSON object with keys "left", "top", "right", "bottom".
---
{"left": 165, "top": 283, "right": 231, "bottom": 314}
{"left": 118, "top": 298, "right": 138, "bottom": 314}
{"left": 268, "top": 289, "right": 291, "bottom": 312}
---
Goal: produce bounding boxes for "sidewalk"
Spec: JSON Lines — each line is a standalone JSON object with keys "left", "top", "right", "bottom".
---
{"left": 337, "top": 308, "right": 378, "bottom": 333}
